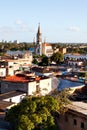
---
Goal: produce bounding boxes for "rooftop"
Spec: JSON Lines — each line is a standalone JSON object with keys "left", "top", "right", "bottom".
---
{"left": 32, "top": 66, "right": 52, "bottom": 73}
{"left": 3, "top": 74, "right": 49, "bottom": 83}
{"left": 4, "top": 75, "right": 29, "bottom": 83}
{"left": 0, "top": 101, "right": 15, "bottom": 111}
{"left": 0, "top": 90, "right": 26, "bottom": 100}
{"left": 68, "top": 101, "right": 87, "bottom": 115}
{"left": 42, "top": 43, "right": 52, "bottom": 46}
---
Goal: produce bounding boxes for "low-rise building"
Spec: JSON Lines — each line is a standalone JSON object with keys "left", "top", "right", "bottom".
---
{"left": 0, "top": 74, "right": 52, "bottom": 96}
{"left": 42, "top": 43, "right": 53, "bottom": 57}
{"left": 59, "top": 48, "right": 66, "bottom": 54}
{"left": 32, "top": 66, "right": 53, "bottom": 76}
{"left": 68, "top": 60, "right": 83, "bottom": 66}
{"left": 0, "top": 51, "right": 33, "bottom": 76}
{"left": 0, "top": 90, "right": 26, "bottom": 103}
{"left": 58, "top": 101, "right": 87, "bottom": 130}
{"left": 65, "top": 53, "right": 87, "bottom": 60}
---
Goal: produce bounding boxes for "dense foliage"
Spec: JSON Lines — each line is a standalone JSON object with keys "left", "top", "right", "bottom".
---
{"left": 51, "top": 52, "right": 64, "bottom": 64}
{"left": 5, "top": 94, "right": 70, "bottom": 130}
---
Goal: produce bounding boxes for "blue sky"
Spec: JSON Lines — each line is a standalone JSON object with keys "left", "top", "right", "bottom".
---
{"left": 0, "top": 0, "right": 87, "bottom": 43}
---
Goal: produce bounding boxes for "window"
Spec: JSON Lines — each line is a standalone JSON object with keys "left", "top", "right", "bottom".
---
{"left": 81, "top": 122, "right": 84, "bottom": 128}
{"left": 73, "top": 119, "right": 77, "bottom": 125}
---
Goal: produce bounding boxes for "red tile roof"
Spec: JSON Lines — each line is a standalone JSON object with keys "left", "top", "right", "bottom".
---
{"left": 3, "top": 75, "right": 42, "bottom": 83}
{"left": 42, "top": 43, "right": 51, "bottom": 46}
{"left": 4, "top": 75, "right": 29, "bottom": 83}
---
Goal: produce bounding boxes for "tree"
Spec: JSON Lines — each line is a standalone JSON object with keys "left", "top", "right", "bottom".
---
{"left": 51, "top": 52, "right": 64, "bottom": 64}
{"left": 6, "top": 96, "right": 65, "bottom": 130}
{"left": 32, "top": 58, "right": 38, "bottom": 65}
{"left": 39, "top": 56, "right": 49, "bottom": 66}
{"left": 41, "top": 56, "right": 49, "bottom": 66}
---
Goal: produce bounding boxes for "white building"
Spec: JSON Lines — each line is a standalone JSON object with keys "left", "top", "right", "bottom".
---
{"left": 68, "top": 60, "right": 83, "bottom": 66}
{"left": 42, "top": 43, "right": 53, "bottom": 57}
{"left": 0, "top": 90, "right": 26, "bottom": 103}
{"left": 35, "top": 24, "right": 53, "bottom": 57}
{"left": 0, "top": 75, "right": 52, "bottom": 96}
{"left": 0, "top": 51, "right": 33, "bottom": 76}
{"left": 65, "top": 54, "right": 87, "bottom": 60}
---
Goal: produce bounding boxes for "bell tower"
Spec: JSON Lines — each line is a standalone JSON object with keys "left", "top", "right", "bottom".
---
{"left": 37, "top": 23, "right": 42, "bottom": 44}
{"left": 35, "top": 23, "right": 42, "bottom": 55}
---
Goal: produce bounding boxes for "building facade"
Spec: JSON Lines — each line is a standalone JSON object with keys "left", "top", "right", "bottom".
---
{"left": 58, "top": 101, "right": 87, "bottom": 130}
{"left": 35, "top": 23, "right": 42, "bottom": 55}
{"left": 0, "top": 75, "right": 52, "bottom": 96}
{"left": 0, "top": 51, "right": 33, "bottom": 76}
{"left": 35, "top": 24, "right": 53, "bottom": 57}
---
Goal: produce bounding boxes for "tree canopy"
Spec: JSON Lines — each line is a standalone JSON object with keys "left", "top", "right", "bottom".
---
{"left": 39, "top": 55, "right": 49, "bottom": 66}
{"left": 5, "top": 94, "right": 69, "bottom": 130}
{"left": 51, "top": 52, "right": 64, "bottom": 64}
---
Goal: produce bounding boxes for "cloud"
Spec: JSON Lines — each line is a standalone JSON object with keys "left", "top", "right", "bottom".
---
{"left": 15, "top": 19, "right": 34, "bottom": 32}
{"left": 67, "top": 26, "right": 80, "bottom": 32}
{"left": 15, "top": 19, "right": 23, "bottom": 25}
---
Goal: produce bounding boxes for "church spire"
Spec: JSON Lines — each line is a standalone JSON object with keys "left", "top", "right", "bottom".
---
{"left": 35, "top": 23, "right": 42, "bottom": 55}
{"left": 37, "top": 23, "right": 41, "bottom": 34}
{"left": 37, "top": 23, "right": 42, "bottom": 44}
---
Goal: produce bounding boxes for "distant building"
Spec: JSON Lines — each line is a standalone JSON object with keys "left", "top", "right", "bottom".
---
{"left": 0, "top": 51, "right": 33, "bottom": 76}
{"left": 14, "top": 40, "right": 19, "bottom": 44}
{"left": 68, "top": 60, "right": 83, "bottom": 66}
{"left": 34, "top": 24, "right": 66, "bottom": 56}
{"left": 65, "top": 54, "right": 87, "bottom": 60}
{"left": 35, "top": 24, "right": 53, "bottom": 57}
{"left": 59, "top": 48, "right": 66, "bottom": 54}
{"left": 42, "top": 42, "right": 53, "bottom": 57}
{"left": 35, "top": 23, "right": 42, "bottom": 55}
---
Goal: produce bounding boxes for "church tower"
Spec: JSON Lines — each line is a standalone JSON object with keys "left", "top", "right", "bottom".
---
{"left": 35, "top": 23, "right": 42, "bottom": 55}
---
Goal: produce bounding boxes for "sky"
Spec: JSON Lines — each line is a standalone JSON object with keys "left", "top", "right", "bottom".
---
{"left": 0, "top": 0, "right": 87, "bottom": 43}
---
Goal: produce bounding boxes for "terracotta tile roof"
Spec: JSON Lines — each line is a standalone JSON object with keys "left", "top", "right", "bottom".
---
{"left": 42, "top": 43, "right": 51, "bottom": 46}
{"left": 4, "top": 75, "right": 29, "bottom": 83}
{"left": 3, "top": 75, "right": 42, "bottom": 83}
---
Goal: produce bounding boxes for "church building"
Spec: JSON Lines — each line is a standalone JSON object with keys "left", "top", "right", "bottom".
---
{"left": 34, "top": 24, "right": 53, "bottom": 57}
{"left": 35, "top": 23, "right": 42, "bottom": 55}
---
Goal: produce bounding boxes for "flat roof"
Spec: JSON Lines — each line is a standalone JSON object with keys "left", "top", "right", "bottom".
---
{"left": 68, "top": 101, "right": 87, "bottom": 115}
{"left": 0, "top": 90, "right": 26, "bottom": 100}
{"left": 0, "top": 101, "right": 15, "bottom": 111}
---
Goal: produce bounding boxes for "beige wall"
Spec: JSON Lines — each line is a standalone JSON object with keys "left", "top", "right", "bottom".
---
{"left": 42, "top": 44, "right": 53, "bottom": 57}
{"left": 58, "top": 110, "right": 87, "bottom": 130}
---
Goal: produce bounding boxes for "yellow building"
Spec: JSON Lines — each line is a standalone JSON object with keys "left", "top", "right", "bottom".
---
{"left": 42, "top": 43, "right": 53, "bottom": 57}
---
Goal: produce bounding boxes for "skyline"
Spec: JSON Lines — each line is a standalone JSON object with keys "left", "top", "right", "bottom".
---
{"left": 0, "top": 0, "right": 87, "bottom": 43}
